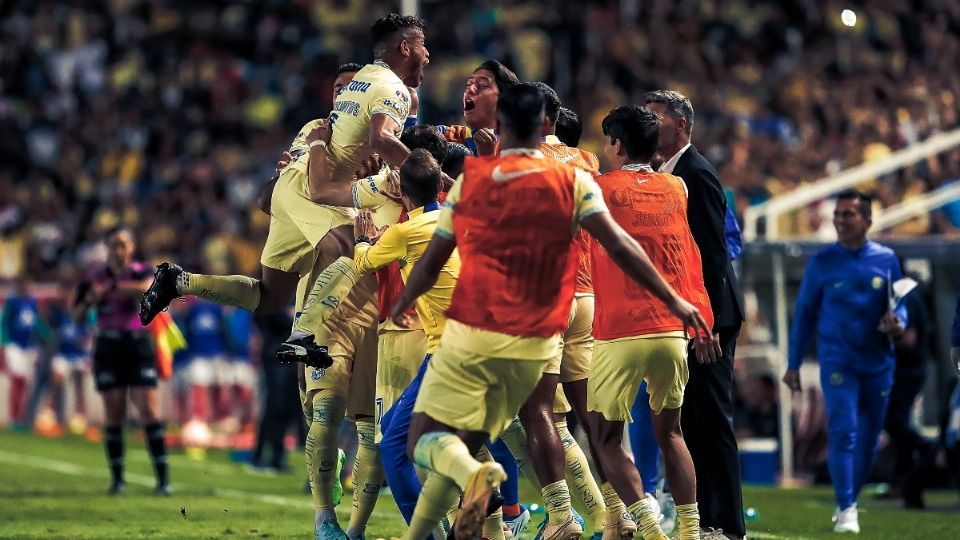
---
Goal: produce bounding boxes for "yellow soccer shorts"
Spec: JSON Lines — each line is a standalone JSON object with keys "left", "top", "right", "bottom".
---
{"left": 560, "top": 294, "right": 594, "bottom": 383}
{"left": 260, "top": 167, "right": 355, "bottom": 274}
{"left": 588, "top": 331, "right": 688, "bottom": 421}
{"left": 413, "top": 341, "right": 549, "bottom": 441}
{"left": 375, "top": 326, "right": 428, "bottom": 441}
{"left": 303, "top": 315, "right": 379, "bottom": 421}
{"left": 553, "top": 385, "right": 572, "bottom": 415}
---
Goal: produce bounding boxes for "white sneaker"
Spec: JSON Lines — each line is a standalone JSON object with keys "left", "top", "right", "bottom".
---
{"left": 833, "top": 505, "right": 860, "bottom": 534}
{"left": 658, "top": 492, "right": 676, "bottom": 535}
{"left": 645, "top": 492, "right": 663, "bottom": 522}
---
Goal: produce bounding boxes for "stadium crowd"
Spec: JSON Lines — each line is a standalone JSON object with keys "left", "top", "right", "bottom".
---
{"left": 2, "top": 1, "right": 960, "bottom": 285}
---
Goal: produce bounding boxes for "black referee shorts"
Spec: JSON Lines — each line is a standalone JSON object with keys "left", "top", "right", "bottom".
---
{"left": 93, "top": 331, "right": 158, "bottom": 391}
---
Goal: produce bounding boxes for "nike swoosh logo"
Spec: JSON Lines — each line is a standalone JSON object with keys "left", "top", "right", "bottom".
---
{"left": 491, "top": 165, "right": 547, "bottom": 182}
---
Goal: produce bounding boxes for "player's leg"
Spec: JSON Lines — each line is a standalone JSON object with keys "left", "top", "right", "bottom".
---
{"left": 488, "top": 439, "right": 526, "bottom": 534}
{"left": 586, "top": 337, "right": 670, "bottom": 540}
{"left": 517, "top": 372, "right": 580, "bottom": 536}
{"left": 5, "top": 346, "right": 30, "bottom": 427}
{"left": 380, "top": 357, "right": 431, "bottom": 523}
{"left": 852, "top": 368, "right": 895, "bottom": 501}
{"left": 101, "top": 387, "right": 128, "bottom": 494}
{"left": 819, "top": 364, "right": 860, "bottom": 522}
{"left": 345, "top": 323, "right": 383, "bottom": 540}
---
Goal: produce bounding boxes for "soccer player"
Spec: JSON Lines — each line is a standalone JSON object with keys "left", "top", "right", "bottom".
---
{"left": 497, "top": 81, "right": 623, "bottom": 540}
{"left": 224, "top": 306, "right": 256, "bottom": 434}
{"left": 179, "top": 298, "right": 229, "bottom": 436}
{"left": 49, "top": 280, "right": 95, "bottom": 436}
{"left": 586, "top": 105, "right": 719, "bottom": 540}
{"left": 437, "top": 59, "right": 519, "bottom": 156}
{"left": 554, "top": 107, "right": 583, "bottom": 148}
{"left": 76, "top": 227, "right": 169, "bottom": 495}
{"left": 391, "top": 83, "right": 711, "bottom": 540}
{"left": 782, "top": 189, "right": 906, "bottom": 534}
{"left": 1, "top": 275, "right": 42, "bottom": 430}
{"left": 141, "top": 12, "right": 430, "bottom": 366}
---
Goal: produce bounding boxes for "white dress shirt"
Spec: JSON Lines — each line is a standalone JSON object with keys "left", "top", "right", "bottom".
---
{"left": 658, "top": 142, "right": 692, "bottom": 174}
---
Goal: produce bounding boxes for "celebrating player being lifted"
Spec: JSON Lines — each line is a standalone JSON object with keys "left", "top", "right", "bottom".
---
{"left": 139, "top": 13, "right": 429, "bottom": 366}
{"left": 389, "top": 83, "right": 713, "bottom": 540}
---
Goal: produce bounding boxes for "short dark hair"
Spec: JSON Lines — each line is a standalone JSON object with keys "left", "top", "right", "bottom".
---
{"left": 401, "top": 125, "right": 447, "bottom": 164}
{"left": 555, "top": 107, "right": 582, "bottom": 147}
{"left": 644, "top": 90, "right": 695, "bottom": 134}
{"left": 836, "top": 189, "right": 873, "bottom": 218}
{"left": 336, "top": 63, "right": 363, "bottom": 76}
{"left": 602, "top": 105, "right": 661, "bottom": 162}
{"left": 531, "top": 82, "right": 561, "bottom": 123}
{"left": 441, "top": 142, "right": 471, "bottom": 178}
{"left": 497, "top": 83, "right": 545, "bottom": 140}
{"left": 105, "top": 225, "right": 134, "bottom": 241}
{"left": 370, "top": 13, "right": 426, "bottom": 51}
{"left": 474, "top": 60, "right": 520, "bottom": 93}
{"left": 400, "top": 149, "right": 441, "bottom": 205}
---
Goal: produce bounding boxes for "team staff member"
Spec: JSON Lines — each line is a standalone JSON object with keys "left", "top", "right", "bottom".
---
{"left": 783, "top": 189, "right": 906, "bottom": 534}
{"left": 644, "top": 90, "right": 746, "bottom": 540}
{"left": 77, "top": 227, "right": 170, "bottom": 495}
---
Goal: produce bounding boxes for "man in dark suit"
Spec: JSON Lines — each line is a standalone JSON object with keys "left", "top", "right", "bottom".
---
{"left": 645, "top": 90, "right": 747, "bottom": 540}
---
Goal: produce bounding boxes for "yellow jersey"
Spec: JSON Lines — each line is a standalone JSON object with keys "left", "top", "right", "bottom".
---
{"left": 354, "top": 203, "right": 459, "bottom": 353}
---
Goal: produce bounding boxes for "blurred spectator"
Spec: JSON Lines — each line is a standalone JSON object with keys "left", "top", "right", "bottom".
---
{"left": 734, "top": 373, "right": 780, "bottom": 440}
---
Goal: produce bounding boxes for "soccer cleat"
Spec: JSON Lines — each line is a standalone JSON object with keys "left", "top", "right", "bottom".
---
{"left": 275, "top": 335, "right": 333, "bottom": 368}
{"left": 155, "top": 484, "right": 172, "bottom": 496}
{"left": 140, "top": 263, "right": 183, "bottom": 325}
{"left": 454, "top": 462, "right": 508, "bottom": 540}
{"left": 833, "top": 505, "right": 860, "bottom": 534}
{"left": 108, "top": 480, "right": 125, "bottom": 496}
{"left": 332, "top": 448, "right": 347, "bottom": 506}
{"left": 658, "top": 492, "right": 676, "bottom": 535}
{"left": 534, "top": 510, "right": 585, "bottom": 540}
{"left": 504, "top": 505, "right": 531, "bottom": 539}
{"left": 602, "top": 511, "right": 637, "bottom": 540}
{"left": 488, "top": 488, "right": 505, "bottom": 515}
{"left": 540, "top": 515, "right": 584, "bottom": 540}
{"left": 315, "top": 520, "right": 348, "bottom": 540}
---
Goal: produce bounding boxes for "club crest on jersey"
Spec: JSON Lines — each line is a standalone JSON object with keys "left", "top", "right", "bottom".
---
{"left": 830, "top": 372, "right": 844, "bottom": 386}
{"left": 871, "top": 276, "right": 884, "bottom": 290}
{"left": 311, "top": 367, "right": 325, "bottom": 380}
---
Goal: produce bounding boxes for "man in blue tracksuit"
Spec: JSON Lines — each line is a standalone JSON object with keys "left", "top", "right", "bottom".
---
{"left": 783, "top": 189, "right": 906, "bottom": 534}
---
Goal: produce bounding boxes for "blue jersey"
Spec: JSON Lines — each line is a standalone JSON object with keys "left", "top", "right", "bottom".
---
{"left": 51, "top": 306, "right": 89, "bottom": 357}
{"left": 1, "top": 295, "right": 40, "bottom": 349}
{"left": 182, "top": 301, "right": 228, "bottom": 357}
{"left": 224, "top": 308, "right": 253, "bottom": 361}
{"left": 788, "top": 241, "right": 906, "bottom": 374}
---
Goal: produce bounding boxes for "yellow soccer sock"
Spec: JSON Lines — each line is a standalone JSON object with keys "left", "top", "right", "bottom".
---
{"left": 556, "top": 420, "right": 605, "bottom": 533}
{"left": 402, "top": 473, "right": 461, "bottom": 540}
{"left": 542, "top": 480, "right": 574, "bottom": 525}
{"left": 500, "top": 417, "right": 542, "bottom": 491}
{"left": 306, "top": 397, "right": 346, "bottom": 516}
{"left": 413, "top": 431, "right": 482, "bottom": 490}
{"left": 628, "top": 498, "right": 668, "bottom": 540}
{"left": 293, "top": 257, "right": 361, "bottom": 336}
{"left": 483, "top": 507, "right": 506, "bottom": 540}
{"left": 346, "top": 421, "right": 383, "bottom": 537}
{"left": 675, "top": 503, "right": 700, "bottom": 540}
{"left": 179, "top": 273, "right": 260, "bottom": 311}
{"left": 601, "top": 481, "right": 628, "bottom": 523}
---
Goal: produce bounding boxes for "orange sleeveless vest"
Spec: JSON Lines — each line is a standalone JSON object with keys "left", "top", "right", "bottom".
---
{"left": 446, "top": 153, "right": 579, "bottom": 337}
{"left": 591, "top": 168, "right": 714, "bottom": 340}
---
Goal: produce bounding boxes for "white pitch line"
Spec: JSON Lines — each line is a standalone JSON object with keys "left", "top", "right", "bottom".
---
{"left": 0, "top": 449, "right": 400, "bottom": 519}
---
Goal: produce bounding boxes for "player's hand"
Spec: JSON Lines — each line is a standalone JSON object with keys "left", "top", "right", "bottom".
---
{"left": 668, "top": 295, "right": 711, "bottom": 340}
{"left": 355, "top": 154, "right": 384, "bottom": 179}
{"left": 275, "top": 151, "right": 293, "bottom": 175}
{"left": 354, "top": 210, "right": 376, "bottom": 240}
{"left": 382, "top": 169, "right": 403, "bottom": 203}
{"left": 474, "top": 128, "right": 497, "bottom": 156}
{"left": 443, "top": 125, "right": 468, "bottom": 143}
{"left": 306, "top": 120, "right": 331, "bottom": 146}
{"left": 782, "top": 369, "right": 801, "bottom": 393}
{"left": 391, "top": 310, "right": 417, "bottom": 329}
{"left": 951, "top": 347, "right": 960, "bottom": 376}
{"left": 691, "top": 332, "right": 723, "bottom": 365}
{"left": 879, "top": 311, "right": 904, "bottom": 339}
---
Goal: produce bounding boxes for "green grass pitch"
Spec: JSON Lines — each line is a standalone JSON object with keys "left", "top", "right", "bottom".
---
{"left": 1, "top": 430, "right": 958, "bottom": 539}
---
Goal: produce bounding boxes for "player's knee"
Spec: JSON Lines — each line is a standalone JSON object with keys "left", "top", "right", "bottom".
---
{"left": 310, "top": 396, "right": 347, "bottom": 427}
{"left": 828, "top": 427, "right": 856, "bottom": 452}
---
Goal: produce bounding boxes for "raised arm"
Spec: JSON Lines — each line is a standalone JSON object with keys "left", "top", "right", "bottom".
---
{"left": 369, "top": 113, "right": 410, "bottom": 168}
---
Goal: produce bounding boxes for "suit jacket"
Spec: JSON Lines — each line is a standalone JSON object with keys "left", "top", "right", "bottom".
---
{"left": 673, "top": 144, "right": 745, "bottom": 330}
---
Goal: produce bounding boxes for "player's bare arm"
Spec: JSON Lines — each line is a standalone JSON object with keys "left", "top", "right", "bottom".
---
{"left": 370, "top": 113, "right": 411, "bottom": 167}
{"left": 390, "top": 234, "right": 456, "bottom": 326}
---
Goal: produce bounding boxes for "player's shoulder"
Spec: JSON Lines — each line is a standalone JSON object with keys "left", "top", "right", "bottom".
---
{"left": 865, "top": 240, "right": 897, "bottom": 258}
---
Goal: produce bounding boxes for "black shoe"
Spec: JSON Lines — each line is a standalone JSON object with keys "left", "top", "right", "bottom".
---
{"left": 275, "top": 335, "right": 333, "bottom": 368}
{"left": 155, "top": 484, "right": 172, "bottom": 496}
{"left": 140, "top": 263, "right": 183, "bottom": 325}
{"left": 109, "top": 481, "right": 126, "bottom": 495}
